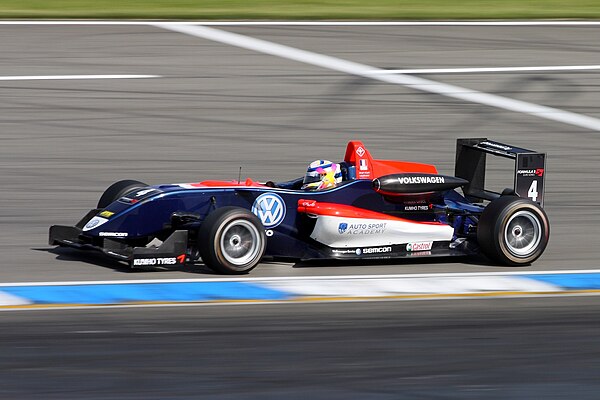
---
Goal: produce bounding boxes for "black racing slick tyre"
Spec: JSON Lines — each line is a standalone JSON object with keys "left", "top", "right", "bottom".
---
{"left": 198, "top": 207, "right": 267, "bottom": 275}
{"left": 97, "top": 180, "right": 148, "bottom": 209}
{"left": 477, "top": 196, "right": 549, "bottom": 266}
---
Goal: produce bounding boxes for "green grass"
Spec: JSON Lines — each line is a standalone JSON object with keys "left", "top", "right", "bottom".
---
{"left": 1, "top": 0, "right": 600, "bottom": 20}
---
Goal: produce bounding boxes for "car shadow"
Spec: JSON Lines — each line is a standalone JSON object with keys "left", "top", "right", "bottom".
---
{"left": 291, "top": 254, "right": 532, "bottom": 270}
{"left": 36, "top": 247, "right": 529, "bottom": 276}
{"left": 35, "top": 247, "right": 219, "bottom": 275}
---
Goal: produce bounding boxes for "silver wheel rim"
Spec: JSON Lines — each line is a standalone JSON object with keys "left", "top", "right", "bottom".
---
{"left": 504, "top": 210, "right": 542, "bottom": 257}
{"left": 220, "top": 219, "right": 261, "bottom": 266}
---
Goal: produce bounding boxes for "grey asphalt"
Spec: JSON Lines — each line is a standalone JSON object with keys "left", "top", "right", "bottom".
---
{"left": 2, "top": 24, "right": 600, "bottom": 399}
{"left": 3, "top": 297, "right": 600, "bottom": 399}
{"left": 1, "top": 24, "right": 600, "bottom": 282}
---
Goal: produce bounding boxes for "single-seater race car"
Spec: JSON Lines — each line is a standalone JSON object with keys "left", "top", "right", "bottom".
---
{"left": 50, "top": 138, "right": 549, "bottom": 274}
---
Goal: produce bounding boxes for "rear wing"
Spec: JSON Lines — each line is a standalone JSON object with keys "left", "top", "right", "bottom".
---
{"left": 455, "top": 138, "right": 546, "bottom": 207}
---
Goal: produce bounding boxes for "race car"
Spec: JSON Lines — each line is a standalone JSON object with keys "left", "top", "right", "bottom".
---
{"left": 49, "top": 138, "right": 549, "bottom": 274}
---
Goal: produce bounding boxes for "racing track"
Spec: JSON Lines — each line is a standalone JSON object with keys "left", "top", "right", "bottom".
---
{"left": 2, "top": 21, "right": 600, "bottom": 400}
{"left": 3, "top": 297, "right": 600, "bottom": 399}
{"left": 1, "top": 22, "right": 599, "bottom": 282}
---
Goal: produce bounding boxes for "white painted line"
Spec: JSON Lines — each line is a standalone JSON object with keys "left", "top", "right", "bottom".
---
{"left": 0, "top": 292, "right": 31, "bottom": 306}
{"left": 0, "top": 269, "right": 599, "bottom": 287}
{"left": 260, "top": 276, "right": 562, "bottom": 296}
{"left": 0, "top": 74, "right": 160, "bottom": 81}
{"left": 3, "top": 21, "right": 600, "bottom": 26}
{"left": 153, "top": 23, "right": 600, "bottom": 132}
{"left": 375, "top": 65, "right": 600, "bottom": 74}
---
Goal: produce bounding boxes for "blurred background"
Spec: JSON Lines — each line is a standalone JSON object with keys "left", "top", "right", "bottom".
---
{"left": 2, "top": 0, "right": 600, "bottom": 19}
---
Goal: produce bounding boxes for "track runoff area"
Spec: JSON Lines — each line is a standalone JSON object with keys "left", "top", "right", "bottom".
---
{"left": 3, "top": 21, "right": 600, "bottom": 309}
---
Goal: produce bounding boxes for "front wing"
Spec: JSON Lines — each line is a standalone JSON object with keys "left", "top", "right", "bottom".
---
{"left": 49, "top": 223, "right": 188, "bottom": 268}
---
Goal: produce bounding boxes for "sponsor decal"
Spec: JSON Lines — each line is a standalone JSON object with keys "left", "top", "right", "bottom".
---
{"left": 99, "top": 232, "right": 128, "bottom": 237}
{"left": 404, "top": 205, "right": 431, "bottom": 211}
{"left": 332, "top": 249, "right": 357, "bottom": 255}
{"left": 340, "top": 222, "right": 387, "bottom": 235}
{"left": 83, "top": 216, "right": 108, "bottom": 231}
{"left": 119, "top": 188, "right": 161, "bottom": 204}
{"left": 134, "top": 188, "right": 157, "bottom": 197}
{"left": 356, "top": 146, "right": 366, "bottom": 157}
{"left": 85, "top": 219, "right": 99, "bottom": 229}
{"left": 358, "top": 169, "right": 371, "bottom": 179}
{"left": 331, "top": 247, "right": 391, "bottom": 255}
{"left": 299, "top": 199, "right": 316, "bottom": 208}
{"left": 409, "top": 251, "right": 432, "bottom": 257}
{"left": 480, "top": 141, "right": 512, "bottom": 151}
{"left": 338, "top": 223, "right": 348, "bottom": 234}
{"left": 361, "top": 246, "right": 392, "bottom": 254}
{"left": 359, "top": 159, "right": 368, "bottom": 171}
{"left": 517, "top": 168, "right": 544, "bottom": 177}
{"left": 99, "top": 210, "right": 114, "bottom": 218}
{"left": 397, "top": 176, "right": 445, "bottom": 185}
{"left": 251, "top": 193, "right": 286, "bottom": 229}
{"left": 406, "top": 241, "right": 433, "bottom": 252}
{"left": 133, "top": 257, "right": 178, "bottom": 266}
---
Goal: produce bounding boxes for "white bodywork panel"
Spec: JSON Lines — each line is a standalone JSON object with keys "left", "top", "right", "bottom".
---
{"left": 310, "top": 215, "right": 454, "bottom": 248}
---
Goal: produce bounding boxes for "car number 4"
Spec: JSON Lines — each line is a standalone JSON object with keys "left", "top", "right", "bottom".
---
{"left": 528, "top": 180, "right": 539, "bottom": 202}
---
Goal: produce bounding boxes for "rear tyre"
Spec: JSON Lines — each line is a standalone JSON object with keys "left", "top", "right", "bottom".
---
{"left": 97, "top": 180, "right": 148, "bottom": 209}
{"left": 477, "top": 196, "right": 549, "bottom": 265}
{"left": 198, "top": 207, "right": 266, "bottom": 274}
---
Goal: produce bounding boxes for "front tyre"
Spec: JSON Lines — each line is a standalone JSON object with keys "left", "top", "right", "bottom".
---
{"left": 477, "top": 196, "right": 549, "bottom": 266}
{"left": 198, "top": 207, "right": 267, "bottom": 274}
{"left": 97, "top": 179, "right": 148, "bottom": 209}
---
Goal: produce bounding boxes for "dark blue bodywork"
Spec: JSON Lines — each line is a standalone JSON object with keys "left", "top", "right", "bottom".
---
{"left": 74, "top": 179, "right": 482, "bottom": 261}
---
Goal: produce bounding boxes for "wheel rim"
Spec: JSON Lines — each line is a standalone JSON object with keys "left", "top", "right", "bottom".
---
{"left": 220, "top": 219, "right": 261, "bottom": 266}
{"left": 504, "top": 210, "right": 542, "bottom": 257}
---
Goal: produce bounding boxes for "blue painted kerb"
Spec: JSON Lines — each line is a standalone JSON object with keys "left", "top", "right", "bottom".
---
{"left": 0, "top": 282, "right": 290, "bottom": 304}
{"left": 524, "top": 273, "right": 600, "bottom": 290}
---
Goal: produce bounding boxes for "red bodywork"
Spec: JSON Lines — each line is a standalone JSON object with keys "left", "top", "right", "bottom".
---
{"left": 183, "top": 141, "right": 438, "bottom": 187}
{"left": 344, "top": 140, "right": 437, "bottom": 179}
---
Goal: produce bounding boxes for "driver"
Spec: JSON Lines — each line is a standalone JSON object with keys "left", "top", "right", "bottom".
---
{"left": 301, "top": 160, "right": 342, "bottom": 190}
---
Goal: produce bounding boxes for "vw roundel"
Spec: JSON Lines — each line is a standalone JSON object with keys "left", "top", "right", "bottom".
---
{"left": 251, "top": 193, "right": 286, "bottom": 229}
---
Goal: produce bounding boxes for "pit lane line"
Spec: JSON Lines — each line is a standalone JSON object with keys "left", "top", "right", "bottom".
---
{"left": 154, "top": 23, "right": 600, "bottom": 132}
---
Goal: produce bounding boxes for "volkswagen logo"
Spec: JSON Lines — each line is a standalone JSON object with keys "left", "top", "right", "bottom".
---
{"left": 251, "top": 193, "right": 286, "bottom": 229}
{"left": 85, "top": 219, "right": 99, "bottom": 229}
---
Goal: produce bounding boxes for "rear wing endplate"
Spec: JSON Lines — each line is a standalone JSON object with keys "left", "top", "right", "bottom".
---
{"left": 455, "top": 138, "right": 546, "bottom": 207}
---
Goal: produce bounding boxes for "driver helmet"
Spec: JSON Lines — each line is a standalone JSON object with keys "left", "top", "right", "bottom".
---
{"left": 302, "top": 160, "right": 342, "bottom": 190}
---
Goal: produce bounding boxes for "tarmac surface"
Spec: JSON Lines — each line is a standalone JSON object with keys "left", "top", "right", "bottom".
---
{"left": 1, "top": 23, "right": 599, "bottom": 282}
{"left": 1, "top": 22, "right": 600, "bottom": 399}
{"left": 3, "top": 296, "right": 600, "bottom": 399}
